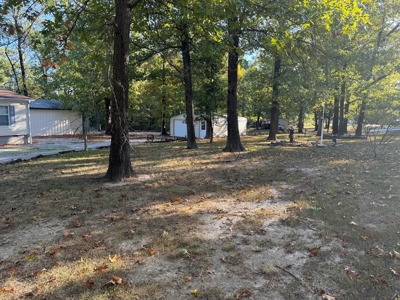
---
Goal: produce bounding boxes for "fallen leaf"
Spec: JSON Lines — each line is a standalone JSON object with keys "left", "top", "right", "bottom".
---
{"left": 308, "top": 246, "right": 321, "bottom": 257}
{"left": 320, "top": 289, "right": 336, "bottom": 300}
{"left": 183, "top": 275, "right": 192, "bottom": 282}
{"left": 108, "top": 254, "right": 122, "bottom": 262}
{"left": 93, "top": 265, "right": 108, "bottom": 273}
{"left": 372, "top": 275, "right": 388, "bottom": 286}
{"left": 81, "top": 234, "right": 91, "bottom": 241}
{"left": 241, "top": 290, "right": 252, "bottom": 297}
{"left": 86, "top": 280, "right": 94, "bottom": 288}
{"left": 172, "top": 196, "right": 181, "bottom": 203}
{"left": 349, "top": 221, "right": 358, "bottom": 226}
{"left": 190, "top": 289, "right": 199, "bottom": 297}
{"left": 63, "top": 231, "right": 73, "bottom": 237}
{"left": 112, "top": 275, "right": 123, "bottom": 284}
{"left": 0, "top": 288, "right": 14, "bottom": 294}
{"left": 390, "top": 268, "right": 399, "bottom": 275}
{"left": 148, "top": 248, "right": 156, "bottom": 256}
{"left": 207, "top": 269, "right": 215, "bottom": 274}
{"left": 344, "top": 266, "right": 359, "bottom": 280}
{"left": 5, "top": 267, "right": 19, "bottom": 276}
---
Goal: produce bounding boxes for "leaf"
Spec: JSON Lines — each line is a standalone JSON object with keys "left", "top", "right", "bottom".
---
{"left": 148, "top": 248, "right": 156, "bottom": 256}
{"left": 112, "top": 275, "right": 123, "bottom": 284}
{"left": 207, "top": 269, "right": 215, "bottom": 274}
{"left": 349, "top": 221, "right": 358, "bottom": 226}
{"left": 109, "top": 254, "right": 122, "bottom": 262}
{"left": 308, "top": 246, "right": 321, "bottom": 257}
{"left": 25, "top": 255, "right": 36, "bottom": 261}
{"left": 190, "top": 289, "right": 199, "bottom": 297}
{"left": 372, "top": 275, "right": 388, "bottom": 286}
{"left": 390, "top": 268, "right": 399, "bottom": 275}
{"left": 86, "top": 280, "right": 94, "bottom": 288}
{"left": 5, "top": 267, "right": 19, "bottom": 276}
{"left": 172, "top": 196, "right": 181, "bottom": 203}
{"left": 183, "top": 275, "right": 192, "bottom": 282}
{"left": 93, "top": 265, "right": 108, "bottom": 273}
{"left": 0, "top": 288, "right": 14, "bottom": 294}
{"left": 344, "top": 266, "right": 359, "bottom": 280}
{"left": 63, "top": 231, "right": 73, "bottom": 237}
{"left": 319, "top": 290, "right": 336, "bottom": 300}
{"left": 241, "top": 290, "right": 252, "bottom": 297}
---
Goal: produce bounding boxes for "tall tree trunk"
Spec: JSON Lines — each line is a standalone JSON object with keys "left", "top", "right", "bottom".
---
{"left": 332, "top": 92, "right": 339, "bottom": 135}
{"left": 206, "top": 117, "right": 213, "bottom": 143}
{"left": 314, "top": 112, "right": 318, "bottom": 131}
{"left": 5, "top": 49, "right": 20, "bottom": 93}
{"left": 104, "top": 96, "right": 112, "bottom": 134}
{"left": 339, "top": 80, "right": 347, "bottom": 135}
{"left": 297, "top": 107, "right": 304, "bottom": 133}
{"left": 326, "top": 109, "right": 331, "bottom": 132}
{"left": 267, "top": 56, "right": 281, "bottom": 141}
{"left": 223, "top": 16, "right": 245, "bottom": 152}
{"left": 105, "top": 0, "right": 134, "bottom": 182}
{"left": 13, "top": 14, "right": 28, "bottom": 96}
{"left": 161, "top": 95, "right": 167, "bottom": 136}
{"left": 356, "top": 98, "right": 366, "bottom": 136}
{"left": 180, "top": 23, "right": 197, "bottom": 149}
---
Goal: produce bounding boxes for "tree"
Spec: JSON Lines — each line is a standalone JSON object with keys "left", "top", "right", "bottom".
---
{"left": 105, "top": 0, "right": 142, "bottom": 181}
{"left": 223, "top": 14, "right": 245, "bottom": 152}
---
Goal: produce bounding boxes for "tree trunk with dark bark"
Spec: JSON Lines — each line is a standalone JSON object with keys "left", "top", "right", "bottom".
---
{"left": 297, "top": 107, "right": 304, "bottom": 133}
{"left": 105, "top": 96, "right": 112, "bottom": 135}
{"left": 206, "top": 118, "right": 213, "bottom": 143}
{"left": 180, "top": 23, "right": 197, "bottom": 149}
{"left": 356, "top": 98, "right": 366, "bottom": 136}
{"left": 13, "top": 14, "right": 28, "bottom": 96}
{"left": 105, "top": 0, "right": 134, "bottom": 182}
{"left": 326, "top": 109, "right": 332, "bottom": 132}
{"left": 332, "top": 93, "right": 339, "bottom": 135}
{"left": 222, "top": 16, "right": 245, "bottom": 152}
{"left": 314, "top": 112, "right": 318, "bottom": 131}
{"left": 267, "top": 56, "right": 281, "bottom": 141}
{"left": 339, "top": 80, "right": 347, "bottom": 135}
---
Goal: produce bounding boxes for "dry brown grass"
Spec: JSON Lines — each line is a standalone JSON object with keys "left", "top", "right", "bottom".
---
{"left": 1, "top": 132, "right": 400, "bottom": 299}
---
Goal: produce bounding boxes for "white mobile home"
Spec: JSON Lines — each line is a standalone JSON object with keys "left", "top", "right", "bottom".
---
{"left": 0, "top": 89, "right": 33, "bottom": 144}
{"left": 170, "top": 114, "right": 247, "bottom": 138}
{"left": 30, "top": 99, "right": 82, "bottom": 136}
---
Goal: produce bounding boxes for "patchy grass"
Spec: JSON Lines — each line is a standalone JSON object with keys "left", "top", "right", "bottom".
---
{"left": 1, "top": 133, "right": 400, "bottom": 299}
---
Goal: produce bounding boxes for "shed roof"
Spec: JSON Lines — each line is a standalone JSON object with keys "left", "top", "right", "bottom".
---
{"left": 30, "top": 99, "right": 72, "bottom": 110}
{"left": 0, "top": 88, "right": 33, "bottom": 101}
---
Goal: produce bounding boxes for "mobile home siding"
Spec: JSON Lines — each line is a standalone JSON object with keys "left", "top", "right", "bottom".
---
{"left": 0, "top": 102, "right": 29, "bottom": 136}
{"left": 30, "top": 109, "right": 81, "bottom": 136}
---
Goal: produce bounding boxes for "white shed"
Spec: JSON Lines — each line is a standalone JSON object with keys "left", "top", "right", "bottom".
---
{"left": 0, "top": 89, "right": 33, "bottom": 144}
{"left": 30, "top": 99, "right": 82, "bottom": 136}
{"left": 170, "top": 114, "right": 247, "bottom": 138}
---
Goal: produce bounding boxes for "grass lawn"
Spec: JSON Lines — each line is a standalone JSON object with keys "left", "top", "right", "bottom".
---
{"left": 1, "top": 131, "right": 400, "bottom": 299}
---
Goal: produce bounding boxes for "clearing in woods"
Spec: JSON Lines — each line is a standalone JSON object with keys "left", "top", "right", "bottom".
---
{"left": 1, "top": 132, "right": 400, "bottom": 299}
